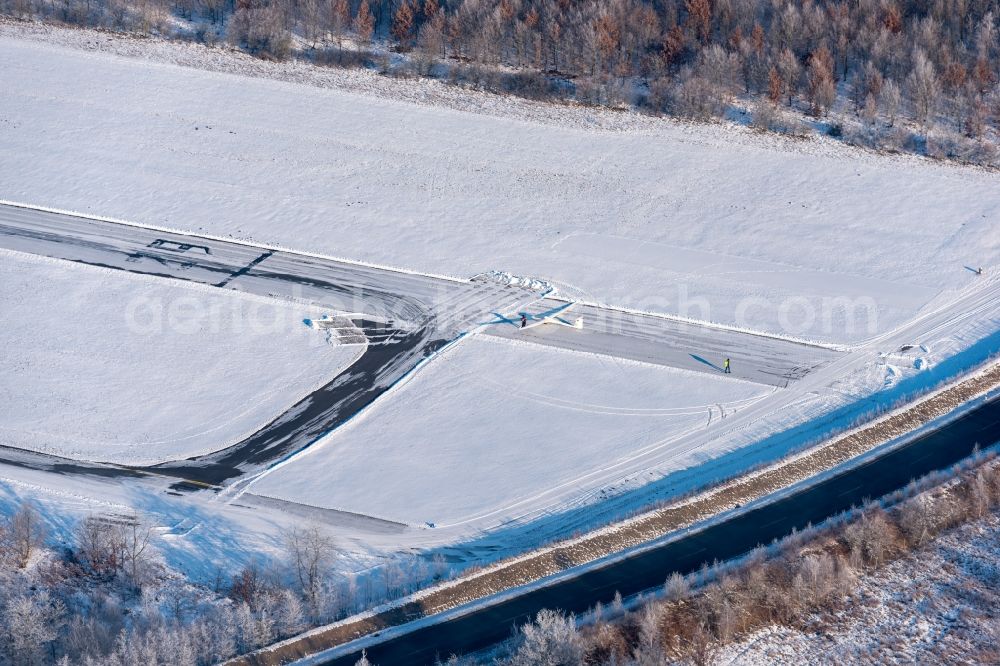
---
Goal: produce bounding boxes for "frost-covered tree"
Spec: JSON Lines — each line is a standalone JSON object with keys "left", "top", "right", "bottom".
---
{"left": 286, "top": 525, "right": 333, "bottom": 620}
{"left": 7, "top": 503, "right": 46, "bottom": 569}
{"left": 117, "top": 514, "right": 155, "bottom": 590}
{"left": 881, "top": 79, "right": 902, "bottom": 127}
{"left": 274, "top": 588, "right": 306, "bottom": 636}
{"left": 507, "top": 609, "right": 584, "bottom": 666}
{"left": 907, "top": 49, "right": 941, "bottom": 131}
{"left": 664, "top": 571, "right": 690, "bottom": 601}
{"left": 3, "top": 590, "right": 66, "bottom": 665}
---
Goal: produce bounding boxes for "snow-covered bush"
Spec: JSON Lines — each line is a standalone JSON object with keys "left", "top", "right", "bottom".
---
{"left": 506, "top": 609, "right": 584, "bottom": 666}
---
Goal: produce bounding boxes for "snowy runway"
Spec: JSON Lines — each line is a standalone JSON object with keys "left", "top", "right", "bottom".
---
{"left": 2, "top": 200, "right": 997, "bottom": 541}
{"left": 487, "top": 299, "right": 841, "bottom": 388}
{"left": 0, "top": 204, "right": 541, "bottom": 485}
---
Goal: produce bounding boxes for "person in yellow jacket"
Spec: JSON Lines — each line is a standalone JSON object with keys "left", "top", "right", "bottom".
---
{"left": 724, "top": 358, "right": 731, "bottom": 374}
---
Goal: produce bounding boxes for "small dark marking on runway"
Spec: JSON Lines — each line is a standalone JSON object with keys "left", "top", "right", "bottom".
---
{"left": 215, "top": 250, "right": 274, "bottom": 287}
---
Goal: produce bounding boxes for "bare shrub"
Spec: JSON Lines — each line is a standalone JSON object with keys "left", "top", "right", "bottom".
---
{"left": 799, "top": 551, "right": 836, "bottom": 603}
{"left": 76, "top": 516, "right": 120, "bottom": 579}
{"left": 827, "top": 551, "right": 857, "bottom": 600}
{"left": 583, "top": 620, "right": 628, "bottom": 663}
{"left": 751, "top": 100, "right": 778, "bottom": 131}
{"left": 230, "top": 560, "right": 270, "bottom": 610}
{"left": 898, "top": 493, "right": 951, "bottom": 549}
{"left": 671, "top": 69, "right": 724, "bottom": 120}
{"left": 685, "top": 620, "right": 715, "bottom": 666}
{"left": 843, "top": 508, "right": 897, "bottom": 568}
{"left": 228, "top": 0, "right": 291, "bottom": 59}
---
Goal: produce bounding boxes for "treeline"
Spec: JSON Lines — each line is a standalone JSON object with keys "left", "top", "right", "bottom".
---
{"left": 491, "top": 451, "right": 1000, "bottom": 665}
{"left": 0, "top": 507, "right": 450, "bottom": 665}
{"left": 3, "top": 0, "right": 999, "bottom": 162}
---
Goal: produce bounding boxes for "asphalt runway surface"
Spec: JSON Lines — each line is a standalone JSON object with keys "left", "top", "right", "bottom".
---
{"left": 0, "top": 203, "right": 839, "bottom": 489}
{"left": 0, "top": 203, "right": 533, "bottom": 487}
{"left": 488, "top": 299, "right": 842, "bottom": 388}
{"left": 318, "top": 394, "right": 1000, "bottom": 665}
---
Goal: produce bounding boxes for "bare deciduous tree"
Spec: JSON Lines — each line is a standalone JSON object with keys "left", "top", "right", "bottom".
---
{"left": 117, "top": 514, "right": 154, "bottom": 590}
{"left": 898, "top": 494, "right": 936, "bottom": 547}
{"left": 231, "top": 560, "right": 270, "bottom": 610}
{"left": 391, "top": 0, "right": 415, "bottom": 47}
{"left": 907, "top": 48, "right": 941, "bottom": 131}
{"left": 881, "top": 79, "right": 901, "bottom": 126}
{"left": 807, "top": 45, "right": 836, "bottom": 116}
{"left": 8, "top": 503, "right": 46, "bottom": 569}
{"left": 844, "top": 508, "right": 896, "bottom": 568}
{"left": 330, "top": 0, "right": 350, "bottom": 48}
{"left": 286, "top": 524, "right": 333, "bottom": 619}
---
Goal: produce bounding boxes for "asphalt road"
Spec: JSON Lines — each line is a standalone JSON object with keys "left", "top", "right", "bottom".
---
{"left": 318, "top": 395, "right": 1000, "bottom": 665}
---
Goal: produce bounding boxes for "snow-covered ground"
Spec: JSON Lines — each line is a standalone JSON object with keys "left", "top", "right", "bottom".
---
{"left": 2, "top": 27, "right": 999, "bottom": 345}
{"left": 0, "top": 249, "right": 362, "bottom": 464}
{"left": 256, "top": 260, "right": 999, "bottom": 543}
{"left": 251, "top": 336, "right": 770, "bottom": 530}
{"left": 0, "top": 20, "right": 998, "bottom": 595}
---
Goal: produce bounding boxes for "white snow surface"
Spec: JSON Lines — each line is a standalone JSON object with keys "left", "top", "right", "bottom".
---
{"left": 0, "top": 249, "right": 362, "bottom": 464}
{"left": 0, "top": 23, "right": 998, "bottom": 575}
{"left": 2, "top": 28, "right": 999, "bottom": 344}
{"left": 252, "top": 336, "right": 769, "bottom": 529}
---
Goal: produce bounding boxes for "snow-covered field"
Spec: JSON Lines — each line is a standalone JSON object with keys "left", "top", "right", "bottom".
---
{"left": 2, "top": 27, "right": 999, "bottom": 345}
{"left": 0, "top": 20, "right": 999, "bottom": 596}
{"left": 0, "top": 249, "right": 362, "bottom": 464}
{"left": 251, "top": 336, "right": 770, "bottom": 530}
